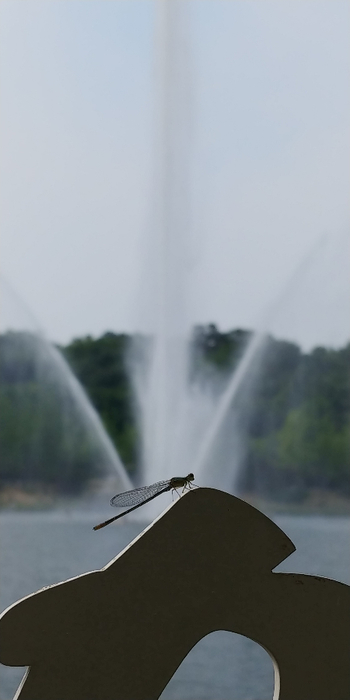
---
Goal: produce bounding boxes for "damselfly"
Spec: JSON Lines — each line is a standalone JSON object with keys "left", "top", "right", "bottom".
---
{"left": 93, "top": 473, "right": 195, "bottom": 530}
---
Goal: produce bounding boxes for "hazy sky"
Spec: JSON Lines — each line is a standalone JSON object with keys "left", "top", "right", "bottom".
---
{"left": 1, "top": 0, "right": 349, "bottom": 350}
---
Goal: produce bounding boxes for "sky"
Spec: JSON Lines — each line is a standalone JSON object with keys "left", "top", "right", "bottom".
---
{"left": 1, "top": 0, "right": 349, "bottom": 350}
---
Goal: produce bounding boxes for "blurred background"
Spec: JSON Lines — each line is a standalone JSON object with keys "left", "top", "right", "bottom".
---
{"left": 0, "top": 2, "right": 349, "bottom": 699}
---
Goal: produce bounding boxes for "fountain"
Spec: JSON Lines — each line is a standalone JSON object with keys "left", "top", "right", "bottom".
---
{"left": 2, "top": 2, "right": 347, "bottom": 517}
{"left": 130, "top": 0, "right": 193, "bottom": 490}
{"left": 129, "top": 0, "right": 269, "bottom": 515}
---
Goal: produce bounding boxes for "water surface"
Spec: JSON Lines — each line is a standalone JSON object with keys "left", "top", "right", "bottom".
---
{"left": 0, "top": 511, "right": 349, "bottom": 700}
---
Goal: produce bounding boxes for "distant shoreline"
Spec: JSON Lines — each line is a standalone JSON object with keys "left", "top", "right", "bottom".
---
{"left": 0, "top": 484, "right": 74, "bottom": 511}
{"left": 242, "top": 489, "right": 350, "bottom": 516}
{"left": 1, "top": 483, "right": 350, "bottom": 516}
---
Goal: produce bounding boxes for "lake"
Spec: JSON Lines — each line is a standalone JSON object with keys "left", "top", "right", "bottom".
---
{"left": 0, "top": 509, "right": 349, "bottom": 700}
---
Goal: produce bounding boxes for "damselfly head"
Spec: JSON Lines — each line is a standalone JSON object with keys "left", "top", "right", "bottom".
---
{"left": 187, "top": 473, "right": 195, "bottom": 482}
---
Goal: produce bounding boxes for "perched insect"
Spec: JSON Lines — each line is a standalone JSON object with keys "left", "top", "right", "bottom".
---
{"left": 93, "top": 473, "right": 195, "bottom": 530}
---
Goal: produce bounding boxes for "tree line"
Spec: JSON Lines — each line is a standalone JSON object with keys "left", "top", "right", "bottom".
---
{"left": 0, "top": 327, "right": 349, "bottom": 500}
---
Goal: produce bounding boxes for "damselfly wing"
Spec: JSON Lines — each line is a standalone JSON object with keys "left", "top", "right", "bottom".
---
{"left": 110, "top": 479, "right": 175, "bottom": 507}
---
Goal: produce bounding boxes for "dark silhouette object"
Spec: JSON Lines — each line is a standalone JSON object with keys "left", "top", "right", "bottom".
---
{"left": 0, "top": 488, "right": 349, "bottom": 700}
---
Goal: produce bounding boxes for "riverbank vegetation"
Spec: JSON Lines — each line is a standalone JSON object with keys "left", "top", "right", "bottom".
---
{"left": 0, "top": 327, "right": 349, "bottom": 505}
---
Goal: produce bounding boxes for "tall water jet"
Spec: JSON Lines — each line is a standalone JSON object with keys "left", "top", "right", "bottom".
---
{"left": 131, "top": 2, "right": 270, "bottom": 508}
{"left": 131, "top": 2, "right": 266, "bottom": 506}
{"left": 133, "top": 0, "right": 193, "bottom": 490}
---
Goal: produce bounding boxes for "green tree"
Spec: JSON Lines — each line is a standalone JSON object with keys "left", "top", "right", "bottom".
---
{"left": 63, "top": 332, "right": 137, "bottom": 469}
